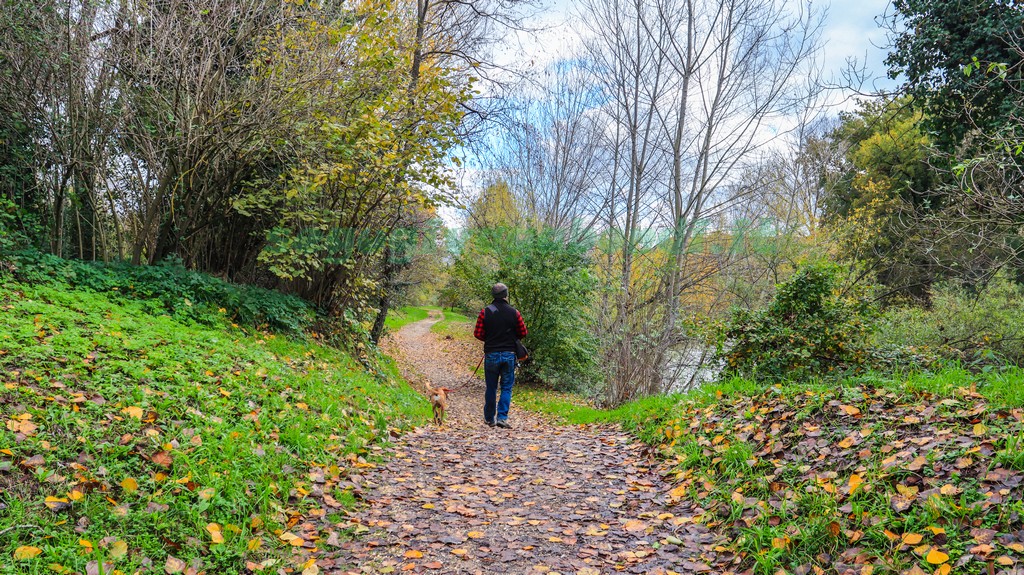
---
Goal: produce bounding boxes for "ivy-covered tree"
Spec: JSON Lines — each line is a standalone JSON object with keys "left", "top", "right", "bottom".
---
{"left": 883, "top": 1, "right": 1024, "bottom": 290}
{"left": 885, "top": 0, "right": 1024, "bottom": 152}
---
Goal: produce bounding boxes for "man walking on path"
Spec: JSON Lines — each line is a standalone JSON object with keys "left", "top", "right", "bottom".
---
{"left": 474, "top": 282, "right": 528, "bottom": 429}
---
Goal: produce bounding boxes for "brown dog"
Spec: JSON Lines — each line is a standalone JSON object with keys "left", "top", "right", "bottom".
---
{"left": 425, "top": 383, "right": 453, "bottom": 427}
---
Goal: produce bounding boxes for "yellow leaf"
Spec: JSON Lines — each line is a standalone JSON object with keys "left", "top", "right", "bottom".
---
{"left": 925, "top": 548, "right": 949, "bottom": 564}
{"left": 13, "top": 546, "right": 42, "bottom": 560}
{"left": 467, "top": 531, "right": 485, "bottom": 538}
{"left": 109, "top": 540, "right": 128, "bottom": 559}
{"left": 623, "top": 519, "right": 647, "bottom": 532}
{"left": 935, "top": 565, "right": 951, "bottom": 575}
{"left": 206, "top": 523, "right": 225, "bottom": 544}
{"left": 121, "top": 406, "right": 143, "bottom": 419}
{"left": 247, "top": 538, "right": 261, "bottom": 551}
{"left": 848, "top": 474, "right": 864, "bottom": 494}
{"left": 840, "top": 405, "right": 861, "bottom": 416}
{"left": 68, "top": 490, "right": 84, "bottom": 501}
{"left": 668, "top": 484, "right": 687, "bottom": 499}
{"left": 404, "top": 550, "right": 424, "bottom": 558}
{"left": 302, "top": 559, "right": 319, "bottom": 575}
{"left": 926, "top": 526, "right": 946, "bottom": 536}
{"left": 44, "top": 496, "right": 70, "bottom": 512}
{"left": 903, "top": 533, "right": 923, "bottom": 545}
{"left": 896, "top": 484, "right": 919, "bottom": 497}
{"left": 771, "top": 536, "right": 790, "bottom": 549}
{"left": 120, "top": 478, "right": 138, "bottom": 492}
{"left": 973, "top": 423, "right": 987, "bottom": 436}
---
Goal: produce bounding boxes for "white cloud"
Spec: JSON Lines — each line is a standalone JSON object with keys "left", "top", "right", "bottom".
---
{"left": 491, "top": 0, "right": 896, "bottom": 89}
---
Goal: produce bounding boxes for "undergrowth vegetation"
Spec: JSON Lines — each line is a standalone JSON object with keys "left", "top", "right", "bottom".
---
{"left": 0, "top": 279, "right": 429, "bottom": 574}
{"left": 520, "top": 367, "right": 1024, "bottom": 574}
{"left": 6, "top": 251, "right": 314, "bottom": 335}
{"left": 716, "top": 263, "right": 877, "bottom": 382}
{"left": 875, "top": 274, "right": 1024, "bottom": 368}
{"left": 715, "top": 262, "right": 1024, "bottom": 386}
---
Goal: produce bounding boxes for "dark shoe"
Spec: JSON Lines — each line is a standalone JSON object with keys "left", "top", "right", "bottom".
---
{"left": 496, "top": 420, "right": 511, "bottom": 429}
{"left": 485, "top": 420, "right": 496, "bottom": 427}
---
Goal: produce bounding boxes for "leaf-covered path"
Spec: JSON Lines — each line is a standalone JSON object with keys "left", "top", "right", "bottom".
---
{"left": 326, "top": 314, "right": 721, "bottom": 574}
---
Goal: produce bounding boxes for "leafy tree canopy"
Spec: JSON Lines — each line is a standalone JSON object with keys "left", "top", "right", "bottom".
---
{"left": 885, "top": 0, "right": 1024, "bottom": 151}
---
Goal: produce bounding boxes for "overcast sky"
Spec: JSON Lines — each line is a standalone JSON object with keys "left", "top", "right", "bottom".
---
{"left": 495, "top": 0, "right": 898, "bottom": 93}
{"left": 447, "top": 0, "right": 898, "bottom": 224}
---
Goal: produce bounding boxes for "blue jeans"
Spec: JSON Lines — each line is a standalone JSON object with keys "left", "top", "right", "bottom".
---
{"left": 483, "top": 351, "right": 516, "bottom": 423}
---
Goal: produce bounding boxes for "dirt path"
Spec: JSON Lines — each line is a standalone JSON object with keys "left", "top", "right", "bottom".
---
{"left": 327, "top": 314, "right": 723, "bottom": 575}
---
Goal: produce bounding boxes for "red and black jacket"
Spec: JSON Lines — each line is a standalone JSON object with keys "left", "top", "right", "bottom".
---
{"left": 474, "top": 299, "right": 528, "bottom": 354}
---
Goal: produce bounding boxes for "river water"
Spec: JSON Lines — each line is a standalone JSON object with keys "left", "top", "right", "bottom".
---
{"left": 664, "top": 344, "right": 722, "bottom": 393}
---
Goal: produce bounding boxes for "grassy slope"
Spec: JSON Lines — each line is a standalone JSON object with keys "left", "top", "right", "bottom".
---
{"left": 519, "top": 369, "right": 1024, "bottom": 574}
{"left": 0, "top": 283, "right": 430, "bottom": 574}
{"left": 383, "top": 306, "right": 430, "bottom": 332}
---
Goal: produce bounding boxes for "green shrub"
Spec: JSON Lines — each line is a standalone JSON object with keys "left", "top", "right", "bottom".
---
{"left": 446, "top": 227, "right": 601, "bottom": 391}
{"left": 874, "top": 273, "right": 1024, "bottom": 367}
{"left": 717, "top": 263, "right": 877, "bottom": 381}
{"left": 4, "top": 251, "right": 314, "bottom": 335}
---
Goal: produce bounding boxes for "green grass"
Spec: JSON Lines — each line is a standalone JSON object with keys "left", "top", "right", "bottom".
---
{"left": 430, "top": 309, "right": 472, "bottom": 340}
{"left": 0, "top": 282, "right": 430, "bottom": 574}
{"left": 384, "top": 306, "right": 430, "bottom": 331}
{"left": 518, "top": 367, "right": 1024, "bottom": 574}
